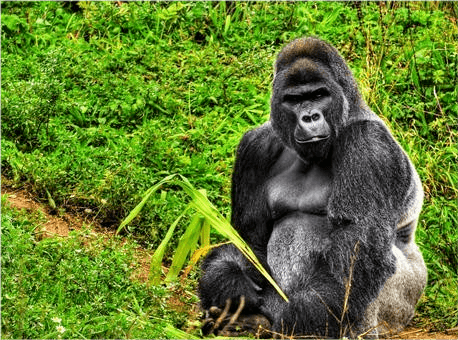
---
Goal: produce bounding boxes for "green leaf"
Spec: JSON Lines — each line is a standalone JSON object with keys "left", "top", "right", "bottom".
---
{"left": 149, "top": 205, "right": 190, "bottom": 285}
{"left": 119, "top": 174, "right": 288, "bottom": 301}
{"left": 165, "top": 213, "right": 202, "bottom": 283}
{"left": 200, "top": 217, "right": 211, "bottom": 249}
{"left": 116, "top": 174, "right": 177, "bottom": 234}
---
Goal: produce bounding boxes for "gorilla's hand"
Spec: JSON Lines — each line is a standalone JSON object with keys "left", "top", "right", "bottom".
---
{"left": 201, "top": 296, "right": 271, "bottom": 338}
{"left": 201, "top": 260, "right": 264, "bottom": 309}
{"left": 199, "top": 245, "right": 266, "bottom": 311}
{"left": 198, "top": 245, "right": 272, "bottom": 336}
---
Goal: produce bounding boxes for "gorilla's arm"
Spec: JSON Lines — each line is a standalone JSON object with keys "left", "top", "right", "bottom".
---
{"left": 199, "top": 122, "right": 284, "bottom": 311}
{"left": 231, "top": 122, "right": 285, "bottom": 267}
{"left": 326, "top": 119, "right": 413, "bottom": 320}
{"left": 330, "top": 119, "right": 412, "bottom": 222}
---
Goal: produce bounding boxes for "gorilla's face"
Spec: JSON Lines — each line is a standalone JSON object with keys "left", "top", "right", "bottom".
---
{"left": 283, "top": 84, "right": 331, "bottom": 143}
{"left": 271, "top": 58, "right": 344, "bottom": 163}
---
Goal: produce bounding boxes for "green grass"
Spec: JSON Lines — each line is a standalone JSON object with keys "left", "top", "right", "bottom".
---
{"left": 1, "top": 1, "right": 457, "bottom": 335}
{"left": 0, "top": 196, "right": 200, "bottom": 339}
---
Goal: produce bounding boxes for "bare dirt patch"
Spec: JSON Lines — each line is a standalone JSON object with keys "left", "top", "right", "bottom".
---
{"left": 392, "top": 327, "right": 458, "bottom": 340}
{"left": 1, "top": 179, "right": 457, "bottom": 340}
{"left": 2, "top": 184, "right": 88, "bottom": 237}
{"left": 1, "top": 179, "right": 155, "bottom": 280}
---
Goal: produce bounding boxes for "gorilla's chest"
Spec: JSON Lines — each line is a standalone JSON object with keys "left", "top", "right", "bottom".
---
{"left": 267, "top": 158, "right": 332, "bottom": 219}
{"left": 266, "top": 157, "right": 333, "bottom": 291}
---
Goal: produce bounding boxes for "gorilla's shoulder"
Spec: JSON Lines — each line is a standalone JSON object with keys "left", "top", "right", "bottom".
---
{"left": 235, "top": 122, "right": 285, "bottom": 175}
{"left": 239, "top": 122, "right": 284, "bottom": 158}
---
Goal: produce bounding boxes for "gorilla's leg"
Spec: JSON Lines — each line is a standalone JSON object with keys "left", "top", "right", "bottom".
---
{"left": 262, "top": 214, "right": 351, "bottom": 338}
{"left": 259, "top": 262, "right": 349, "bottom": 338}
{"left": 262, "top": 220, "right": 427, "bottom": 339}
{"left": 361, "top": 241, "right": 427, "bottom": 337}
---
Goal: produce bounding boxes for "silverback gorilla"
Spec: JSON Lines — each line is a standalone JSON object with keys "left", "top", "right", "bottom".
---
{"left": 199, "top": 37, "right": 427, "bottom": 338}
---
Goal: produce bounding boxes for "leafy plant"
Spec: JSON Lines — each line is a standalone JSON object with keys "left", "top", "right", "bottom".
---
{"left": 117, "top": 175, "right": 288, "bottom": 302}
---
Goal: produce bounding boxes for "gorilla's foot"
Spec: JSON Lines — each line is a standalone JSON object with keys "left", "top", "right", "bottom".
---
{"left": 201, "top": 296, "right": 271, "bottom": 338}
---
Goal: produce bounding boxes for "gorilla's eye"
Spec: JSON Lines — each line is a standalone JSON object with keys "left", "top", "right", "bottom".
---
{"left": 311, "top": 88, "right": 329, "bottom": 100}
{"left": 284, "top": 88, "right": 329, "bottom": 105}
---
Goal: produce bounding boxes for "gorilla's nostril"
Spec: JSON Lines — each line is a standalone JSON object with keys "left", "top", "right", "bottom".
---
{"left": 302, "top": 115, "right": 312, "bottom": 123}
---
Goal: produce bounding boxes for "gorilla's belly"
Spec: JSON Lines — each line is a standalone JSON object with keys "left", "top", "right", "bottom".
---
{"left": 267, "top": 212, "right": 332, "bottom": 292}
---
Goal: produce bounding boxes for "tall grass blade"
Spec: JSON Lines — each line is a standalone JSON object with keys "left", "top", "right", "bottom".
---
{"left": 200, "top": 217, "right": 211, "bottom": 249}
{"left": 165, "top": 213, "right": 202, "bottom": 283}
{"left": 149, "top": 206, "right": 190, "bottom": 285}
{"left": 224, "top": 14, "right": 231, "bottom": 35}
{"left": 116, "top": 174, "right": 177, "bottom": 234}
{"left": 118, "top": 174, "right": 288, "bottom": 301}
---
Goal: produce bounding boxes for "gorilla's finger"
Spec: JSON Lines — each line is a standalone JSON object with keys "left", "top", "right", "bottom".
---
{"left": 227, "top": 295, "right": 245, "bottom": 326}
{"left": 208, "top": 306, "right": 222, "bottom": 319}
{"left": 201, "top": 317, "right": 216, "bottom": 336}
{"left": 212, "top": 298, "right": 231, "bottom": 333}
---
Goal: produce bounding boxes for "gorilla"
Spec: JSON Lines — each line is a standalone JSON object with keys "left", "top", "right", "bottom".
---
{"left": 199, "top": 37, "right": 427, "bottom": 338}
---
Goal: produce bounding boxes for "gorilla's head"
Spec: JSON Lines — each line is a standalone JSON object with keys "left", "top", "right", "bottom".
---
{"left": 270, "top": 37, "right": 363, "bottom": 163}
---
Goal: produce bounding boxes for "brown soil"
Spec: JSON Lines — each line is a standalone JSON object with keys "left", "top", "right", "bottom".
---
{"left": 1, "top": 180, "right": 457, "bottom": 340}
{"left": 2, "top": 183, "right": 91, "bottom": 237}
{"left": 392, "top": 327, "right": 458, "bottom": 340}
{"left": 1, "top": 179, "right": 155, "bottom": 282}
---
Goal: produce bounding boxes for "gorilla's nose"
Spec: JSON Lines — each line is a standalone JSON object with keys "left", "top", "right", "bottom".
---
{"left": 299, "top": 110, "right": 325, "bottom": 130}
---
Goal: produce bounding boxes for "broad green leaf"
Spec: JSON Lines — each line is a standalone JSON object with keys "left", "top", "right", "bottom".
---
{"left": 149, "top": 206, "right": 190, "bottom": 285}
{"left": 119, "top": 174, "right": 288, "bottom": 302}
{"left": 200, "top": 218, "right": 211, "bottom": 249}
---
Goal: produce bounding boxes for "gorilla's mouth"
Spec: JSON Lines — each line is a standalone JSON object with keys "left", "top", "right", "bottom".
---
{"left": 295, "top": 135, "right": 330, "bottom": 144}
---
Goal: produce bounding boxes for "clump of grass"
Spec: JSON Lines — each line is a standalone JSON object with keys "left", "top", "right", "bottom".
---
{"left": 0, "top": 195, "right": 199, "bottom": 339}
{"left": 117, "top": 174, "right": 288, "bottom": 302}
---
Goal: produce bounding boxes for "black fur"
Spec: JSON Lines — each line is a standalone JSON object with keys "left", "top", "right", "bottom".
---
{"left": 199, "top": 37, "right": 423, "bottom": 338}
